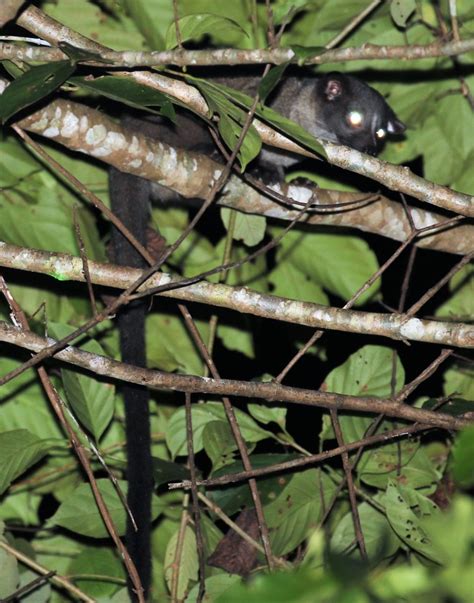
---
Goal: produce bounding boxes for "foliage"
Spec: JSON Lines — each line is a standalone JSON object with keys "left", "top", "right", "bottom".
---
{"left": 0, "top": 0, "right": 473, "bottom": 601}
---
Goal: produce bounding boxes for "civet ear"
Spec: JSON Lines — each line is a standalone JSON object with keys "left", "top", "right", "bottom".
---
{"left": 387, "top": 117, "right": 406, "bottom": 134}
{"left": 324, "top": 77, "right": 344, "bottom": 101}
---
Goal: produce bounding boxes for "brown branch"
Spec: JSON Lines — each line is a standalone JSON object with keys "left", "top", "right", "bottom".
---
{"left": 169, "top": 424, "right": 431, "bottom": 490}
{"left": 330, "top": 409, "right": 367, "bottom": 559}
{"left": 0, "top": 321, "right": 470, "bottom": 431}
{"left": 1, "top": 69, "right": 470, "bottom": 252}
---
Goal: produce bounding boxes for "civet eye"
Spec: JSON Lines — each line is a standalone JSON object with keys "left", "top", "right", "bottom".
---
{"left": 375, "top": 128, "right": 386, "bottom": 139}
{"left": 347, "top": 110, "right": 363, "bottom": 128}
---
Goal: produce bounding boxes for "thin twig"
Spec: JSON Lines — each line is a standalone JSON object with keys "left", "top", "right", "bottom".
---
{"left": 325, "top": 0, "right": 383, "bottom": 49}
{"left": 185, "top": 393, "right": 206, "bottom": 603}
{"left": 73, "top": 206, "right": 97, "bottom": 316}
{"left": 169, "top": 424, "right": 431, "bottom": 490}
{"left": 407, "top": 250, "right": 474, "bottom": 316}
{"left": 330, "top": 409, "right": 368, "bottom": 559}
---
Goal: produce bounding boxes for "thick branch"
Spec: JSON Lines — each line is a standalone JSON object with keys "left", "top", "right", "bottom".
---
{"left": 12, "top": 5, "right": 474, "bottom": 216}
{"left": 0, "top": 242, "right": 472, "bottom": 349}
{"left": 6, "top": 92, "right": 472, "bottom": 253}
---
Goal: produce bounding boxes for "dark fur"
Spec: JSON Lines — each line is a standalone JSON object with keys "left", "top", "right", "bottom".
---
{"left": 109, "top": 158, "right": 153, "bottom": 600}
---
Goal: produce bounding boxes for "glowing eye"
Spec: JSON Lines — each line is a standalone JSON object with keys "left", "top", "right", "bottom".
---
{"left": 347, "top": 110, "right": 363, "bottom": 128}
{"left": 375, "top": 128, "right": 386, "bottom": 139}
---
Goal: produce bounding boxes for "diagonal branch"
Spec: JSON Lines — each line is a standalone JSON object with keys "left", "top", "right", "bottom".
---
{"left": 0, "top": 321, "right": 470, "bottom": 431}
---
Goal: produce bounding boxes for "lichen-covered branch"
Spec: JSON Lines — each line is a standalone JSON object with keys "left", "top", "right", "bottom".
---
{"left": 7, "top": 91, "right": 472, "bottom": 254}
{"left": 7, "top": 6, "right": 474, "bottom": 218}
{"left": 0, "top": 242, "right": 472, "bottom": 349}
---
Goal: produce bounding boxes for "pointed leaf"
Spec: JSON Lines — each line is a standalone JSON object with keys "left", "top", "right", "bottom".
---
{"left": 0, "top": 430, "right": 49, "bottom": 495}
{"left": 50, "top": 479, "right": 163, "bottom": 538}
{"left": 0, "top": 61, "right": 75, "bottom": 123}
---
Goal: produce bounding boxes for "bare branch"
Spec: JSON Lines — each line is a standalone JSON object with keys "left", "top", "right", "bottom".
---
{"left": 0, "top": 321, "right": 470, "bottom": 431}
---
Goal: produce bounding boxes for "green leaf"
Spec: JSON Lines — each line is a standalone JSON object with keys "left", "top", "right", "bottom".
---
{"left": 34, "top": 532, "right": 83, "bottom": 585}
{"left": 210, "top": 454, "right": 298, "bottom": 516}
{"left": 166, "top": 402, "right": 272, "bottom": 458}
{"left": 212, "top": 239, "right": 269, "bottom": 292}
{"left": 358, "top": 440, "right": 440, "bottom": 490}
{"left": 203, "top": 420, "right": 237, "bottom": 470}
{"left": 67, "top": 547, "right": 125, "bottom": 597}
{"left": 0, "top": 491, "right": 42, "bottom": 525}
{"left": 187, "top": 574, "right": 241, "bottom": 603}
{"left": 0, "top": 359, "right": 62, "bottom": 440}
{"left": 331, "top": 501, "right": 400, "bottom": 561}
{"left": 452, "top": 425, "right": 474, "bottom": 488}
{"left": 444, "top": 365, "right": 474, "bottom": 400}
{"left": 58, "top": 42, "right": 107, "bottom": 64}
{"left": 322, "top": 345, "right": 405, "bottom": 442}
{"left": 121, "top": 0, "right": 168, "bottom": 50}
{"left": 220, "top": 208, "right": 267, "bottom": 247}
{"left": 217, "top": 108, "right": 262, "bottom": 172}
{"left": 268, "top": 261, "right": 329, "bottom": 305}
{"left": 258, "top": 62, "right": 290, "bottom": 102}
{"left": 421, "top": 495, "right": 474, "bottom": 566}
{"left": 290, "top": 45, "right": 327, "bottom": 65}
{"left": 452, "top": 149, "right": 474, "bottom": 194}
{"left": 180, "top": 1, "right": 256, "bottom": 48}
{"left": 213, "top": 566, "right": 341, "bottom": 603}
{"left": 165, "top": 13, "right": 248, "bottom": 49}
{"left": 193, "top": 76, "right": 326, "bottom": 158}
{"left": 0, "top": 538, "right": 19, "bottom": 598}
{"left": 0, "top": 430, "right": 49, "bottom": 495}
{"left": 164, "top": 526, "right": 198, "bottom": 599}
{"left": 323, "top": 344, "right": 404, "bottom": 397}
{"left": 146, "top": 313, "right": 210, "bottom": 375}
{"left": 274, "top": 230, "right": 380, "bottom": 304}
{"left": 49, "top": 323, "right": 115, "bottom": 441}
{"left": 247, "top": 403, "right": 287, "bottom": 429}
{"left": 45, "top": 0, "right": 149, "bottom": 52}
{"left": 152, "top": 458, "right": 190, "bottom": 488}
{"left": 265, "top": 470, "right": 338, "bottom": 556}
{"left": 217, "top": 323, "right": 255, "bottom": 359}
{"left": 390, "top": 0, "right": 416, "bottom": 27}
{"left": 17, "top": 568, "right": 51, "bottom": 603}
{"left": 273, "top": 1, "right": 310, "bottom": 26}
{"left": 0, "top": 61, "right": 75, "bottom": 123}
{"left": 369, "top": 563, "right": 431, "bottom": 600}
{"left": 50, "top": 479, "right": 163, "bottom": 538}
{"left": 436, "top": 264, "right": 474, "bottom": 320}
{"left": 0, "top": 140, "right": 40, "bottom": 187}
{"left": 384, "top": 482, "right": 442, "bottom": 563}
{"left": 71, "top": 75, "right": 176, "bottom": 120}
{"left": 436, "top": 91, "right": 474, "bottom": 160}
{"left": 0, "top": 183, "right": 102, "bottom": 258}
{"left": 61, "top": 365, "right": 115, "bottom": 441}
